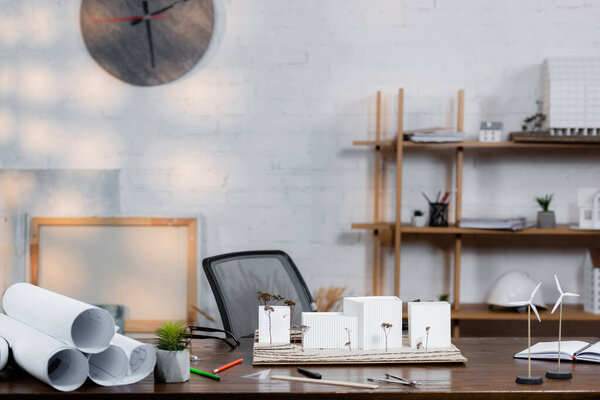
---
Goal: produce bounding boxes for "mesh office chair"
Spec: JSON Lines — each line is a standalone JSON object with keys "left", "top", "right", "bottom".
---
{"left": 203, "top": 250, "right": 317, "bottom": 338}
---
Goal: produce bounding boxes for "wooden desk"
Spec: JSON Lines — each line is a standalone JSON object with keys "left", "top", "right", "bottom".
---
{"left": 1, "top": 337, "right": 600, "bottom": 399}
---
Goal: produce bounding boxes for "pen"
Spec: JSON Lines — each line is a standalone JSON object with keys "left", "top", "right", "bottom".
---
{"left": 190, "top": 367, "right": 220, "bottom": 381}
{"left": 421, "top": 192, "right": 433, "bottom": 203}
{"left": 213, "top": 358, "right": 243, "bottom": 374}
{"left": 297, "top": 367, "right": 322, "bottom": 379}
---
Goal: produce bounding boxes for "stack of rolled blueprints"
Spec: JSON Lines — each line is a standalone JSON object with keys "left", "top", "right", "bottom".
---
{"left": 0, "top": 283, "right": 156, "bottom": 391}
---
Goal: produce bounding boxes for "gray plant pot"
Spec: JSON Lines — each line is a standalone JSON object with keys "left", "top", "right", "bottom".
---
{"left": 537, "top": 211, "right": 556, "bottom": 229}
{"left": 154, "top": 348, "right": 190, "bottom": 383}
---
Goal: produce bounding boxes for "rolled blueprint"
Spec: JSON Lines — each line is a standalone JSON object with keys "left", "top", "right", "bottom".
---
{"left": 3, "top": 283, "right": 115, "bottom": 353}
{"left": 0, "top": 313, "right": 89, "bottom": 391}
{"left": 0, "top": 336, "right": 8, "bottom": 371}
{"left": 110, "top": 333, "right": 156, "bottom": 384}
{"left": 87, "top": 344, "right": 129, "bottom": 386}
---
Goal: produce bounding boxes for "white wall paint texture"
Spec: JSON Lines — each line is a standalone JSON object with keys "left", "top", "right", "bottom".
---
{"left": 1, "top": 0, "right": 599, "bottom": 324}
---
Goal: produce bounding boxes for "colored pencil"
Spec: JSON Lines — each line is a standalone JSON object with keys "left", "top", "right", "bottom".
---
{"left": 213, "top": 358, "right": 243, "bottom": 374}
{"left": 271, "top": 375, "right": 378, "bottom": 389}
{"left": 190, "top": 367, "right": 220, "bottom": 381}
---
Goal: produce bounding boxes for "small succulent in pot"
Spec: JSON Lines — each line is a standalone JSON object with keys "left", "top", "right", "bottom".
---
{"left": 535, "top": 194, "right": 555, "bottom": 229}
{"left": 412, "top": 209, "right": 427, "bottom": 227}
{"left": 154, "top": 322, "right": 191, "bottom": 383}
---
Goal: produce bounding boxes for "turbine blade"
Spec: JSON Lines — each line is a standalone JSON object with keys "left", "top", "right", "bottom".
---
{"left": 564, "top": 292, "right": 580, "bottom": 297}
{"left": 530, "top": 303, "right": 541, "bottom": 322}
{"left": 529, "top": 282, "right": 541, "bottom": 302}
{"left": 551, "top": 296, "right": 562, "bottom": 314}
{"left": 554, "top": 274, "right": 563, "bottom": 295}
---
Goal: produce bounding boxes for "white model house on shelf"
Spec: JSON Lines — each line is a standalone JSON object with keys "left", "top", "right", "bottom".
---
{"left": 578, "top": 187, "right": 600, "bottom": 229}
{"left": 479, "top": 122, "right": 503, "bottom": 142}
{"left": 583, "top": 249, "right": 600, "bottom": 314}
{"left": 543, "top": 57, "right": 600, "bottom": 134}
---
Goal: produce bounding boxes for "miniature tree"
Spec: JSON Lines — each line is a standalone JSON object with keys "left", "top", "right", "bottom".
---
{"left": 284, "top": 299, "right": 296, "bottom": 327}
{"left": 344, "top": 327, "right": 352, "bottom": 351}
{"left": 264, "top": 305, "right": 275, "bottom": 344}
{"left": 416, "top": 341, "right": 423, "bottom": 350}
{"left": 301, "top": 324, "right": 310, "bottom": 351}
{"left": 425, "top": 326, "right": 431, "bottom": 350}
{"left": 381, "top": 323, "right": 393, "bottom": 352}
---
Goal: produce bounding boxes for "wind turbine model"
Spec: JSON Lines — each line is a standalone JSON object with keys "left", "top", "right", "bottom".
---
{"left": 510, "top": 282, "right": 543, "bottom": 385}
{"left": 546, "top": 275, "right": 579, "bottom": 380}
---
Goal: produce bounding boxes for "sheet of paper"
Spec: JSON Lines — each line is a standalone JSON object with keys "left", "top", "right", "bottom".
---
{"left": 0, "top": 336, "right": 8, "bottom": 371}
{"left": 2, "top": 283, "right": 115, "bottom": 353}
{"left": 0, "top": 313, "right": 89, "bottom": 391}
{"left": 110, "top": 333, "right": 156, "bottom": 385}
{"left": 87, "top": 344, "right": 129, "bottom": 386}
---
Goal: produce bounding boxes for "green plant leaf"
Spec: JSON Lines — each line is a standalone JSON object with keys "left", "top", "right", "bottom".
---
{"left": 156, "top": 321, "right": 190, "bottom": 351}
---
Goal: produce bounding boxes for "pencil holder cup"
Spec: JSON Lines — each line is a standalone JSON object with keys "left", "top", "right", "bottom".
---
{"left": 429, "top": 203, "right": 448, "bottom": 227}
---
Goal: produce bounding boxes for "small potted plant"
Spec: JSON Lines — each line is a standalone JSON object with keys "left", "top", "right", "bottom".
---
{"left": 154, "top": 321, "right": 190, "bottom": 383}
{"left": 412, "top": 210, "right": 426, "bottom": 227}
{"left": 536, "top": 194, "right": 555, "bottom": 229}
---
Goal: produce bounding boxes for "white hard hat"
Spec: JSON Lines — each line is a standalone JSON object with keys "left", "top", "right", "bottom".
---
{"left": 486, "top": 271, "right": 546, "bottom": 309}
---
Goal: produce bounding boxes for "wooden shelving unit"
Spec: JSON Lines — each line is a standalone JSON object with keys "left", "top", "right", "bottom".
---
{"left": 352, "top": 88, "right": 600, "bottom": 335}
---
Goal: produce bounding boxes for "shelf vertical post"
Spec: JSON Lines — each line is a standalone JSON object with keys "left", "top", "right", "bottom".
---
{"left": 453, "top": 90, "right": 465, "bottom": 335}
{"left": 394, "top": 89, "right": 404, "bottom": 297}
{"left": 373, "top": 91, "right": 382, "bottom": 296}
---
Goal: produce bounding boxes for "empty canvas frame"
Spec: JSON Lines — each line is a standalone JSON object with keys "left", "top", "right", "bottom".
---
{"left": 408, "top": 301, "right": 451, "bottom": 349}
{"left": 30, "top": 217, "right": 198, "bottom": 332}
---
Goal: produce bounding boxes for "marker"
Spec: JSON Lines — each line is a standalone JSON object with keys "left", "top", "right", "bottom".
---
{"left": 190, "top": 367, "right": 220, "bottom": 381}
{"left": 297, "top": 367, "right": 321, "bottom": 379}
{"left": 213, "top": 358, "right": 243, "bottom": 374}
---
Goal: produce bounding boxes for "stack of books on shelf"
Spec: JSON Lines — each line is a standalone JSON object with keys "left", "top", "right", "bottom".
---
{"left": 458, "top": 217, "right": 528, "bottom": 231}
{"left": 404, "top": 129, "right": 463, "bottom": 143}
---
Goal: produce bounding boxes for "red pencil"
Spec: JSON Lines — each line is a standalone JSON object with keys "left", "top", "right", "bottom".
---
{"left": 213, "top": 358, "right": 243, "bottom": 374}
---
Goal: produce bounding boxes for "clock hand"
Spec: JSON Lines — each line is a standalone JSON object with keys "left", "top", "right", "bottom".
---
{"left": 131, "top": 0, "right": 189, "bottom": 26}
{"left": 142, "top": 1, "right": 156, "bottom": 68}
{"left": 89, "top": 14, "right": 168, "bottom": 23}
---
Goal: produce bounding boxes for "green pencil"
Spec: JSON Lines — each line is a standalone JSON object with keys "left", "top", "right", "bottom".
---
{"left": 190, "top": 367, "right": 220, "bottom": 381}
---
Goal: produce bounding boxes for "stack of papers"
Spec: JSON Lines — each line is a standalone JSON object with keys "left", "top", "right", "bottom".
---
{"left": 458, "top": 218, "right": 528, "bottom": 231}
{"left": 405, "top": 131, "right": 463, "bottom": 143}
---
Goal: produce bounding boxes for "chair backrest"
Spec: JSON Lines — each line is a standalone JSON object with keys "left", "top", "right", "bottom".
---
{"left": 203, "top": 250, "right": 316, "bottom": 338}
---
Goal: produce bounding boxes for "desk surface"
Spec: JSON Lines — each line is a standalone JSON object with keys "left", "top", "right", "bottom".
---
{"left": 1, "top": 337, "right": 600, "bottom": 399}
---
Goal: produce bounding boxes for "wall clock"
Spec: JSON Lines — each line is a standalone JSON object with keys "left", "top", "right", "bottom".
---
{"left": 80, "top": 0, "right": 214, "bottom": 86}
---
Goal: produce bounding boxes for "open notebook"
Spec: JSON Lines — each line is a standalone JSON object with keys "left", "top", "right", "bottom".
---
{"left": 514, "top": 341, "right": 600, "bottom": 362}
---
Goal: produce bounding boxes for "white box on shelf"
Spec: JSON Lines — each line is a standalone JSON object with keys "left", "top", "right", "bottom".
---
{"left": 543, "top": 58, "right": 600, "bottom": 130}
{"left": 583, "top": 249, "right": 600, "bottom": 314}
{"left": 301, "top": 312, "right": 358, "bottom": 350}
{"left": 258, "top": 305, "right": 290, "bottom": 345}
{"left": 408, "top": 301, "right": 451, "bottom": 349}
{"left": 342, "top": 296, "right": 402, "bottom": 350}
{"left": 577, "top": 187, "right": 600, "bottom": 229}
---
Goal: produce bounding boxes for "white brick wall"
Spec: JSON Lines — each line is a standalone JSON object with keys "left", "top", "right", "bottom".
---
{"left": 1, "top": 0, "right": 600, "bottom": 324}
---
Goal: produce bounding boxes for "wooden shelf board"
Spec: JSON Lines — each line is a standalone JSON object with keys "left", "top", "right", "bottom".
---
{"left": 352, "top": 223, "right": 600, "bottom": 236}
{"left": 451, "top": 304, "right": 600, "bottom": 321}
{"left": 404, "top": 141, "right": 600, "bottom": 148}
{"left": 353, "top": 140, "right": 600, "bottom": 150}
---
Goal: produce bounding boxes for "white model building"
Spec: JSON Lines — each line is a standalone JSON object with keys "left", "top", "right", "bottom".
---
{"left": 479, "top": 122, "right": 503, "bottom": 142}
{"left": 578, "top": 187, "right": 600, "bottom": 229}
{"left": 543, "top": 58, "right": 600, "bottom": 133}
{"left": 301, "top": 312, "right": 358, "bottom": 350}
{"left": 343, "top": 296, "right": 402, "bottom": 350}
{"left": 407, "top": 301, "right": 451, "bottom": 349}
{"left": 583, "top": 249, "right": 600, "bottom": 314}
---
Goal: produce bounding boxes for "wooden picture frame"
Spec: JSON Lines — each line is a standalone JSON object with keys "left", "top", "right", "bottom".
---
{"left": 30, "top": 217, "right": 197, "bottom": 332}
